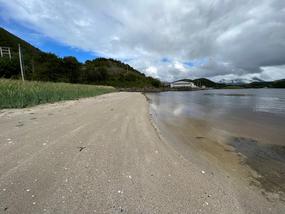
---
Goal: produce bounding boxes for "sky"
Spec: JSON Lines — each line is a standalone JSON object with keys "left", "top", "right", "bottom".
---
{"left": 0, "top": 0, "right": 285, "bottom": 82}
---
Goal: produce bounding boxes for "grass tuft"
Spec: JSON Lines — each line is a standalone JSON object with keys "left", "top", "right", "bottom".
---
{"left": 0, "top": 79, "right": 115, "bottom": 109}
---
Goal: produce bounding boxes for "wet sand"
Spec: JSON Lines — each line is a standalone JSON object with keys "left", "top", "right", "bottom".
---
{"left": 151, "top": 115, "right": 285, "bottom": 201}
{"left": 147, "top": 90, "right": 285, "bottom": 207}
{"left": 0, "top": 92, "right": 284, "bottom": 213}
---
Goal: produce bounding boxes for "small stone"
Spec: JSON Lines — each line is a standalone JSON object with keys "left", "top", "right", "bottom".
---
{"left": 201, "top": 170, "right": 206, "bottom": 174}
{"left": 43, "top": 143, "right": 47, "bottom": 146}
{"left": 26, "top": 189, "right": 31, "bottom": 192}
{"left": 32, "top": 195, "right": 35, "bottom": 198}
{"left": 32, "top": 202, "right": 36, "bottom": 205}
{"left": 128, "top": 175, "right": 132, "bottom": 179}
{"left": 3, "top": 188, "right": 6, "bottom": 191}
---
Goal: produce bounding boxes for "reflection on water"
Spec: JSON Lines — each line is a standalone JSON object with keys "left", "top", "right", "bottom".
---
{"left": 147, "top": 89, "right": 285, "bottom": 198}
{"left": 147, "top": 89, "right": 285, "bottom": 146}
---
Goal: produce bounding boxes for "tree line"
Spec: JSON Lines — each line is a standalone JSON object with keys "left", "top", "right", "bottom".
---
{"left": 0, "top": 51, "right": 161, "bottom": 88}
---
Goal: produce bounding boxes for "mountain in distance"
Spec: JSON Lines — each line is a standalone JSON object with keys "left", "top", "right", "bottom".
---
{"left": 220, "top": 77, "right": 285, "bottom": 88}
{"left": 218, "top": 77, "right": 264, "bottom": 85}
{"left": 0, "top": 27, "right": 161, "bottom": 88}
{"left": 219, "top": 78, "right": 249, "bottom": 85}
{"left": 192, "top": 78, "right": 225, "bottom": 88}
{"left": 244, "top": 79, "right": 285, "bottom": 88}
{"left": 174, "top": 77, "right": 285, "bottom": 88}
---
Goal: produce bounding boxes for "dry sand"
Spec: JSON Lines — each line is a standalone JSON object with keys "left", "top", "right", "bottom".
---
{"left": 0, "top": 92, "right": 284, "bottom": 213}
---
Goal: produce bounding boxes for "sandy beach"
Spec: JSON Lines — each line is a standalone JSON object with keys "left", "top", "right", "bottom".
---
{"left": 0, "top": 92, "right": 284, "bottom": 213}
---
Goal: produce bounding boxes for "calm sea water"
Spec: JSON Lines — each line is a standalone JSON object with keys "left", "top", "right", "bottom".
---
{"left": 147, "top": 89, "right": 285, "bottom": 196}
{"left": 147, "top": 89, "right": 285, "bottom": 145}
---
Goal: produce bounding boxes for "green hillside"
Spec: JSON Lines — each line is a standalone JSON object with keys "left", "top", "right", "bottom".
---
{"left": 243, "top": 79, "right": 285, "bottom": 88}
{"left": 0, "top": 28, "right": 40, "bottom": 55}
{"left": 192, "top": 78, "right": 225, "bottom": 88}
{"left": 0, "top": 27, "right": 161, "bottom": 88}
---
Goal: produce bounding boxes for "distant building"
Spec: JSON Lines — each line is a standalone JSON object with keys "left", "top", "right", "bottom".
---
{"left": 170, "top": 80, "right": 197, "bottom": 88}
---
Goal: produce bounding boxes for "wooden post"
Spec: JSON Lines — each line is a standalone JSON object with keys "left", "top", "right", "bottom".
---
{"left": 8, "top": 48, "right": 11, "bottom": 60}
{"left": 18, "top": 44, "right": 25, "bottom": 81}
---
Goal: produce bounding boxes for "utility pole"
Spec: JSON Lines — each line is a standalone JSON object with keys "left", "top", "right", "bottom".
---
{"left": 18, "top": 44, "right": 25, "bottom": 81}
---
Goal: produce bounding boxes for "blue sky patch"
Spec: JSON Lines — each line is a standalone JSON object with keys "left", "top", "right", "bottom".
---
{"left": 183, "top": 61, "right": 194, "bottom": 67}
{"left": 161, "top": 57, "right": 171, "bottom": 63}
{"left": 183, "top": 58, "right": 208, "bottom": 68}
{"left": 0, "top": 17, "right": 97, "bottom": 62}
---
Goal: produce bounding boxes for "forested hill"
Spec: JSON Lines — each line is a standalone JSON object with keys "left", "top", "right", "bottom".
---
{"left": 0, "top": 28, "right": 41, "bottom": 55}
{"left": 0, "top": 27, "right": 161, "bottom": 88}
{"left": 175, "top": 78, "right": 285, "bottom": 88}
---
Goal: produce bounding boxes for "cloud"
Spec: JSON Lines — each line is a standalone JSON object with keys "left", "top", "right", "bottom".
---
{"left": 1, "top": 0, "right": 285, "bottom": 81}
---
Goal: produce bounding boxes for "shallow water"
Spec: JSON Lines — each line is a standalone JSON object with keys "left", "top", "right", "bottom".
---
{"left": 147, "top": 89, "right": 285, "bottom": 199}
{"left": 147, "top": 89, "right": 285, "bottom": 145}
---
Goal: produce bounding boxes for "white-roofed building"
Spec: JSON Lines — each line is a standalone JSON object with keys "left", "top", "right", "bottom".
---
{"left": 170, "top": 80, "right": 197, "bottom": 88}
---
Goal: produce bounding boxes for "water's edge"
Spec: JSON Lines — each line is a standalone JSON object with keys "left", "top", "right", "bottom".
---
{"left": 144, "top": 92, "right": 285, "bottom": 202}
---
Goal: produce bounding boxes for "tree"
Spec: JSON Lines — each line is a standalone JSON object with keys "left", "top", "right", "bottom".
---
{"left": 0, "top": 57, "right": 20, "bottom": 78}
{"left": 32, "top": 53, "right": 63, "bottom": 82}
{"left": 62, "top": 56, "right": 80, "bottom": 83}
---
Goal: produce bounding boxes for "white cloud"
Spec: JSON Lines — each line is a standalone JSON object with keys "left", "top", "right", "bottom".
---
{"left": 145, "top": 66, "right": 158, "bottom": 77}
{"left": 1, "top": 0, "right": 285, "bottom": 82}
{"left": 174, "top": 62, "right": 187, "bottom": 73}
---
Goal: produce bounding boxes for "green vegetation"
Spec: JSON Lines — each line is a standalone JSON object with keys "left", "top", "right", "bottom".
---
{"left": 1, "top": 27, "right": 284, "bottom": 90}
{"left": 243, "top": 79, "right": 285, "bottom": 88}
{"left": 0, "top": 79, "right": 115, "bottom": 109}
{"left": 0, "top": 27, "right": 161, "bottom": 88}
{"left": 192, "top": 78, "right": 226, "bottom": 88}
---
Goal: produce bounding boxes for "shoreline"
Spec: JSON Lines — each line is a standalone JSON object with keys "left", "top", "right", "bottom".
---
{"left": 145, "top": 92, "right": 285, "bottom": 206}
{"left": 0, "top": 92, "right": 284, "bottom": 213}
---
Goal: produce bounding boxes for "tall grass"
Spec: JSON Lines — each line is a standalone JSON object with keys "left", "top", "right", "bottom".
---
{"left": 0, "top": 79, "right": 115, "bottom": 109}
